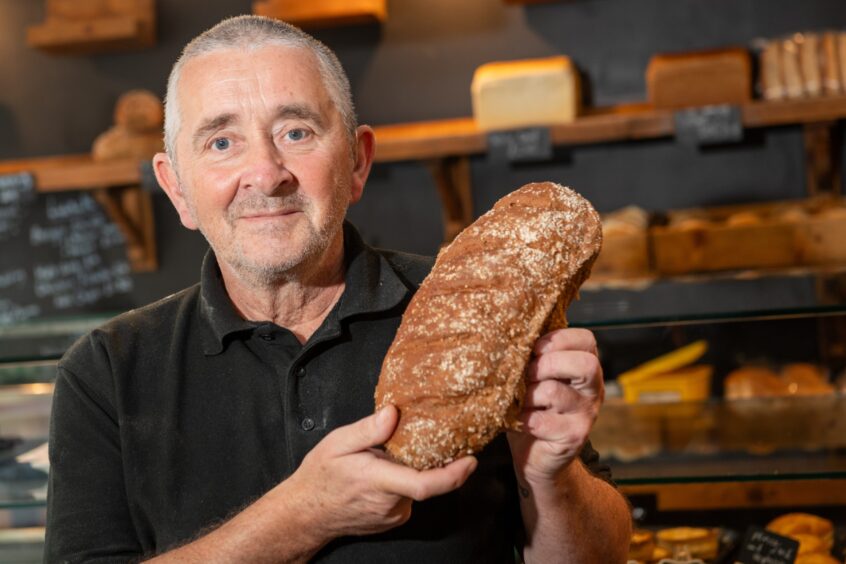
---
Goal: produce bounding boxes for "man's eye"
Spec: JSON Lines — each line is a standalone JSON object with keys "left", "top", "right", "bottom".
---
{"left": 212, "top": 138, "right": 230, "bottom": 151}
{"left": 286, "top": 129, "right": 307, "bottom": 141}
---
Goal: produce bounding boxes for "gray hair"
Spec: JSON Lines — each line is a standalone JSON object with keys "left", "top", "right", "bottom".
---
{"left": 163, "top": 15, "right": 357, "bottom": 161}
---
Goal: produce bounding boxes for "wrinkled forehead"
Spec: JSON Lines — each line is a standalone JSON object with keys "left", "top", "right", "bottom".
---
{"left": 176, "top": 44, "right": 335, "bottom": 128}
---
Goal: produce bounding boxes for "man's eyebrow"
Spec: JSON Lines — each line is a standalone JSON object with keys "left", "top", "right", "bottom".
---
{"left": 192, "top": 113, "right": 238, "bottom": 148}
{"left": 275, "top": 104, "right": 326, "bottom": 129}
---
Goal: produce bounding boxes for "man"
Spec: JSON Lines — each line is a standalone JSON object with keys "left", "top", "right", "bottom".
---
{"left": 45, "top": 15, "right": 631, "bottom": 563}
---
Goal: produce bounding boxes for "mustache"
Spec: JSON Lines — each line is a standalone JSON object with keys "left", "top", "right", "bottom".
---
{"left": 227, "top": 193, "right": 309, "bottom": 220}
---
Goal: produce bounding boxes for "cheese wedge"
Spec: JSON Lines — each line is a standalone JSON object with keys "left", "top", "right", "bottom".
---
{"left": 471, "top": 56, "right": 580, "bottom": 131}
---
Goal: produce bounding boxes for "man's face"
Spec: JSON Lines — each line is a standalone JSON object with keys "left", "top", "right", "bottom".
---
{"left": 163, "top": 45, "right": 362, "bottom": 283}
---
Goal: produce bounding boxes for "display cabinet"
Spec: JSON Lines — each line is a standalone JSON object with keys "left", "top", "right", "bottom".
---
{"left": 573, "top": 269, "right": 846, "bottom": 562}
{"left": 3, "top": 274, "right": 846, "bottom": 562}
{"left": 0, "top": 316, "right": 110, "bottom": 563}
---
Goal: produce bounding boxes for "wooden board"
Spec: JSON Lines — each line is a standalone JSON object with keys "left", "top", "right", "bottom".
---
{"left": 253, "top": 0, "right": 386, "bottom": 28}
{"left": 652, "top": 198, "right": 846, "bottom": 275}
{"left": 591, "top": 231, "right": 651, "bottom": 279}
{"left": 26, "top": 0, "right": 155, "bottom": 54}
{"left": 622, "top": 479, "right": 846, "bottom": 511}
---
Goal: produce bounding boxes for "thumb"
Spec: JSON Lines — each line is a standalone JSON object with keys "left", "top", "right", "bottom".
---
{"left": 331, "top": 404, "right": 399, "bottom": 455}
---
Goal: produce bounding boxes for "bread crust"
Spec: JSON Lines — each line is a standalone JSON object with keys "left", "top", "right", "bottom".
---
{"left": 374, "top": 182, "right": 602, "bottom": 469}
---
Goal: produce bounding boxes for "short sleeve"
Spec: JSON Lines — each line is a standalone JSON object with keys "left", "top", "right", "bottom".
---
{"left": 44, "top": 363, "right": 142, "bottom": 563}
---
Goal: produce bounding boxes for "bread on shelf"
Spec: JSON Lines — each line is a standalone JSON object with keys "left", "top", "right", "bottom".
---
{"left": 646, "top": 47, "right": 751, "bottom": 109}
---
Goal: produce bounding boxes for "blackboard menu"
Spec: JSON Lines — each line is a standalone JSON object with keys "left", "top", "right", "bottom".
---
{"left": 0, "top": 173, "right": 135, "bottom": 327}
{"left": 735, "top": 527, "right": 799, "bottom": 564}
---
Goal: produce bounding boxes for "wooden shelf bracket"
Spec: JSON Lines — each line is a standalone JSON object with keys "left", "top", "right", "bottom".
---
{"left": 427, "top": 157, "right": 474, "bottom": 244}
{"left": 92, "top": 185, "right": 157, "bottom": 272}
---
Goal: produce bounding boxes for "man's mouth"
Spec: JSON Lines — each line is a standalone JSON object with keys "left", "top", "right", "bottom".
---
{"left": 239, "top": 208, "right": 300, "bottom": 220}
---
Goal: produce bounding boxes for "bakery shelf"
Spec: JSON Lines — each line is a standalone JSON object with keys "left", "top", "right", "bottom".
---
{"left": 593, "top": 395, "right": 846, "bottom": 486}
{"left": 252, "top": 0, "right": 387, "bottom": 28}
{"left": 571, "top": 266, "right": 846, "bottom": 329}
{"left": 0, "top": 315, "right": 114, "bottom": 364}
{"left": 372, "top": 95, "right": 846, "bottom": 163}
{"left": 0, "top": 155, "right": 157, "bottom": 271}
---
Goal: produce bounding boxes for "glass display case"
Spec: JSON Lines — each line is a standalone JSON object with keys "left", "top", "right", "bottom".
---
{"left": 0, "top": 315, "right": 112, "bottom": 563}
{"left": 3, "top": 274, "right": 846, "bottom": 562}
{"left": 573, "top": 268, "right": 846, "bottom": 561}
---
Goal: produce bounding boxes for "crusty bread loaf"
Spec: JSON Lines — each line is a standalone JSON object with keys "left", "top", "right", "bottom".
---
{"left": 374, "top": 182, "right": 602, "bottom": 469}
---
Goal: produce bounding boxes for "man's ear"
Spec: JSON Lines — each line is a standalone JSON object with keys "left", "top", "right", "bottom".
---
{"left": 153, "top": 152, "right": 199, "bottom": 231}
{"left": 349, "top": 125, "right": 375, "bottom": 205}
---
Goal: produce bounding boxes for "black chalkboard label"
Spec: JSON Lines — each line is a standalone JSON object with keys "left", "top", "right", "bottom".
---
{"left": 487, "top": 127, "right": 553, "bottom": 162}
{"left": 674, "top": 105, "right": 743, "bottom": 145}
{"left": 735, "top": 527, "right": 799, "bottom": 564}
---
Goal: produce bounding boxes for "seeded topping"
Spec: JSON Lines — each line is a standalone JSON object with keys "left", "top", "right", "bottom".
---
{"left": 374, "top": 182, "right": 602, "bottom": 469}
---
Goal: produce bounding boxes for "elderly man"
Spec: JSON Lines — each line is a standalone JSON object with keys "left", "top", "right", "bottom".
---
{"left": 45, "top": 15, "right": 631, "bottom": 563}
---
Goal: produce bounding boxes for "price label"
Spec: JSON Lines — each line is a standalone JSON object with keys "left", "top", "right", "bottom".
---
{"left": 487, "top": 127, "right": 553, "bottom": 162}
{"left": 674, "top": 104, "right": 743, "bottom": 146}
{"left": 735, "top": 527, "right": 798, "bottom": 564}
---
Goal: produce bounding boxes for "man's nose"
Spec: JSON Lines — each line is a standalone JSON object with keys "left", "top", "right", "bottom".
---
{"left": 241, "top": 138, "right": 293, "bottom": 195}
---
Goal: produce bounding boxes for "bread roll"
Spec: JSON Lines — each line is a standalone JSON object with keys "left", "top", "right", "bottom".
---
{"left": 767, "top": 513, "right": 834, "bottom": 546}
{"left": 725, "top": 366, "right": 785, "bottom": 399}
{"left": 795, "top": 553, "right": 840, "bottom": 564}
{"left": 374, "top": 183, "right": 602, "bottom": 469}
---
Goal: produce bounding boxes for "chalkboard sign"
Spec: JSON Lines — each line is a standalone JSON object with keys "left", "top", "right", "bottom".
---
{"left": 0, "top": 172, "right": 135, "bottom": 326}
{"left": 735, "top": 527, "right": 799, "bottom": 564}
{"left": 487, "top": 127, "right": 553, "bottom": 162}
{"left": 674, "top": 105, "right": 743, "bottom": 146}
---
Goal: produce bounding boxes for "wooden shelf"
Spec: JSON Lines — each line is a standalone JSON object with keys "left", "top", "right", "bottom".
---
{"left": 0, "top": 155, "right": 155, "bottom": 272}
{"left": 372, "top": 95, "right": 846, "bottom": 163}
{"left": 2, "top": 95, "right": 843, "bottom": 270}
{"left": 253, "top": 0, "right": 386, "bottom": 28}
{"left": 26, "top": 0, "right": 155, "bottom": 55}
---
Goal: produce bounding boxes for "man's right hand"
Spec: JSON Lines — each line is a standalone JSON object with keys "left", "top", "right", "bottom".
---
{"left": 146, "top": 405, "right": 476, "bottom": 563}
{"left": 284, "top": 404, "right": 478, "bottom": 539}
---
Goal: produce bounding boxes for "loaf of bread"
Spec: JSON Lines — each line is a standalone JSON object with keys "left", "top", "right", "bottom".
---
{"left": 646, "top": 47, "right": 751, "bottom": 109}
{"left": 374, "top": 182, "right": 602, "bottom": 469}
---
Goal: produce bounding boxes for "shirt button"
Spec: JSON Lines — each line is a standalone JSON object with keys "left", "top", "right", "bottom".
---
{"left": 259, "top": 333, "right": 274, "bottom": 341}
{"left": 297, "top": 366, "right": 306, "bottom": 378}
{"left": 301, "top": 417, "right": 315, "bottom": 431}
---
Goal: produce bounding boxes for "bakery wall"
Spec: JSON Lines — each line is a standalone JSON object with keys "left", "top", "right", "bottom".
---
{"left": 1, "top": 0, "right": 845, "bottom": 311}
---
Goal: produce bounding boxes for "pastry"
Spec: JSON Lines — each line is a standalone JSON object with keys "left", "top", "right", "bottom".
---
{"left": 628, "top": 529, "right": 655, "bottom": 562}
{"left": 795, "top": 553, "right": 841, "bottom": 564}
{"left": 374, "top": 183, "right": 602, "bottom": 469}
{"left": 656, "top": 527, "right": 719, "bottom": 560}
{"left": 725, "top": 366, "right": 786, "bottom": 399}
{"left": 767, "top": 513, "right": 834, "bottom": 548}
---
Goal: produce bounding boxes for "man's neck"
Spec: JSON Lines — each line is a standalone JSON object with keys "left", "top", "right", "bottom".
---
{"left": 219, "top": 235, "right": 347, "bottom": 344}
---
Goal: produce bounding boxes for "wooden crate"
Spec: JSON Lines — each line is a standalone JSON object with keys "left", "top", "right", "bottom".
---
{"left": 652, "top": 201, "right": 800, "bottom": 275}
{"left": 253, "top": 0, "right": 386, "bottom": 28}
{"left": 591, "top": 230, "right": 651, "bottom": 279}
{"left": 652, "top": 198, "right": 846, "bottom": 275}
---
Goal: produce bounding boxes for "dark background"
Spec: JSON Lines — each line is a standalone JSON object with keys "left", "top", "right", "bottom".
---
{"left": 0, "top": 0, "right": 844, "bottom": 319}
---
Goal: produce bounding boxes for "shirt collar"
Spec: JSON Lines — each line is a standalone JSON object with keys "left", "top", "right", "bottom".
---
{"left": 198, "top": 221, "right": 412, "bottom": 355}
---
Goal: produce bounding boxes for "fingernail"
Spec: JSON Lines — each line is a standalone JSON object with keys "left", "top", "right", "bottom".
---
{"left": 377, "top": 405, "right": 391, "bottom": 423}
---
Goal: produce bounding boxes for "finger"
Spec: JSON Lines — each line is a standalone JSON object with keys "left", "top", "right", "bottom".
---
{"left": 533, "top": 328, "right": 598, "bottom": 355}
{"left": 379, "top": 456, "right": 478, "bottom": 502}
{"left": 514, "top": 409, "right": 596, "bottom": 445}
{"left": 522, "top": 379, "right": 584, "bottom": 411}
{"left": 326, "top": 405, "right": 399, "bottom": 455}
{"left": 526, "top": 350, "right": 603, "bottom": 392}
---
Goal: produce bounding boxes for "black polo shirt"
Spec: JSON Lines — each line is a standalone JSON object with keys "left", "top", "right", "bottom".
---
{"left": 45, "top": 224, "right": 611, "bottom": 563}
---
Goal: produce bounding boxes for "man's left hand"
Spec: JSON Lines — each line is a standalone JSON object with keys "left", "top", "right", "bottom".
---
{"left": 507, "top": 327, "right": 604, "bottom": 485}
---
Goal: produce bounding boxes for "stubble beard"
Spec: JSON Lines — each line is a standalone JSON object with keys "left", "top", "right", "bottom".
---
{"left": 217, "top": 183, "right": 350, "bottom": 288}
